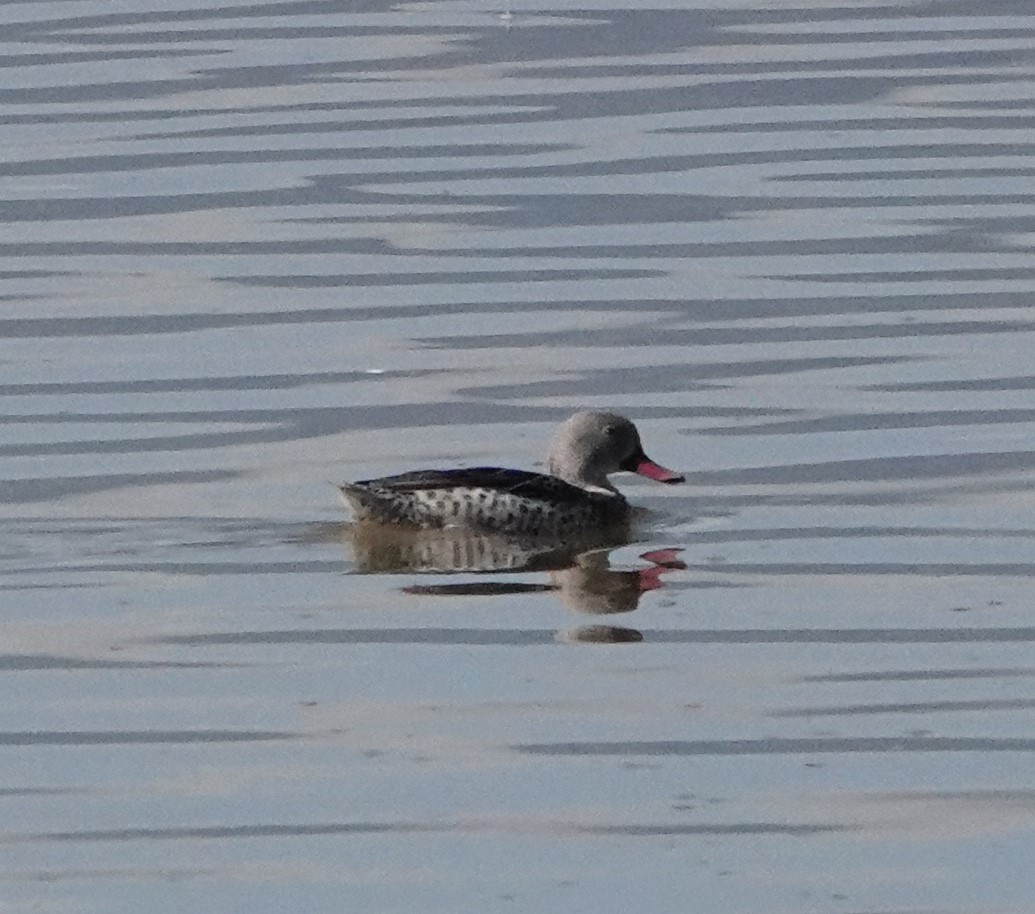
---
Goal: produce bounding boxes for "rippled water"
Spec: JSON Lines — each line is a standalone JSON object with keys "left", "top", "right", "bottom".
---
{"left": 4, "top": 1, "right": 1035, "bottom": 910}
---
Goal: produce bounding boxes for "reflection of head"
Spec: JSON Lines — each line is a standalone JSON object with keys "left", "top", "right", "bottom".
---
{"left": 550, "top": 552, "right": 644, "bottom": 615}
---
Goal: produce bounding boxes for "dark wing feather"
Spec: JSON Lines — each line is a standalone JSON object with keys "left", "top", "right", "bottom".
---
{"left": 357, "top": 467, "right": 593, "bottom": 507}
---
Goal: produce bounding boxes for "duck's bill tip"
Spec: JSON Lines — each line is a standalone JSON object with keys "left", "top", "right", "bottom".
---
{"left": 633, "top": 459, "right": 685, "bottom": 484}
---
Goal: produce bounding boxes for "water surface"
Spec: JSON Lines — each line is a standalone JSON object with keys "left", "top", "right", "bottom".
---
{"left": 3, "top": 1, "right": 1035, "bottom": 911}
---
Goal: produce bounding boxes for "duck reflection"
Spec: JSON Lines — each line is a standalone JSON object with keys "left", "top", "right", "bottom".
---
{"left": 345, "top": 522, "right": 684, "bottom": 642}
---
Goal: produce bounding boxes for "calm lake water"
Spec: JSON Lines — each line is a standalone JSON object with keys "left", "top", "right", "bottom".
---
{"left": 3, "top": 1, "right": 1035, "bottom": 910}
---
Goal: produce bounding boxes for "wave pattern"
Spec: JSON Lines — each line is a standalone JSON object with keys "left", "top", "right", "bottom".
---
{"left": 3, "top": 2, "right": 1035, "bottom": 911}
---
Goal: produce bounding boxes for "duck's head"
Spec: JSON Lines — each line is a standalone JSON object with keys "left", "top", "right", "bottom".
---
{"left": 546, "top": 411, "right": 685, "bottom": 492}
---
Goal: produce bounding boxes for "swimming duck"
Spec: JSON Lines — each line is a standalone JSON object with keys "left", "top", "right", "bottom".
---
{"left": 339, "top": 411, "right": 684, "bottom": 535}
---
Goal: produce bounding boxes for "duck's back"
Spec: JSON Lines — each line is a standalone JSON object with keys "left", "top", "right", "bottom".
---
{"left": 340, "top": 467, "right": 627, "bottom": 534}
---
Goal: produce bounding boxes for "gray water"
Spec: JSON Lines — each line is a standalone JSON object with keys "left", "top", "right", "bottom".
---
{"left": 3, "top": 1, "right": 1035, "bottom": 910}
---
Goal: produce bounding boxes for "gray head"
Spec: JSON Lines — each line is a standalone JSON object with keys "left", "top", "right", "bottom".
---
{"left": 546, "top": 411, "right": 684, "bottom": 492}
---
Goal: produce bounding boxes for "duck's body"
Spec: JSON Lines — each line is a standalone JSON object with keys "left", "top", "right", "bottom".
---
{"left": 339, "top": 411, "right": 683, "bottom": 535}
{"left": 341, "top": 466, "right": 629, "bottom": 535}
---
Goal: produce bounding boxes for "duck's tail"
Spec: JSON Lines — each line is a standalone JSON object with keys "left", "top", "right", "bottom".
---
{"left": 336, "top": 484, "right": 373, "bottom": 516}
{"left": 338, "top": 483, "right": 425, "bottom": 526}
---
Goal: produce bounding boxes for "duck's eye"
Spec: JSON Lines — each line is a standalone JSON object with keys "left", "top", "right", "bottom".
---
{"left": 603, "top": 425, "right": 618, "bottom": 437}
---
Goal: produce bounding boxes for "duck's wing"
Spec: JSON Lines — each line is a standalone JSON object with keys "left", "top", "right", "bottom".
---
{"left": 355, "top": 467, "right": 590, "bottom": 504}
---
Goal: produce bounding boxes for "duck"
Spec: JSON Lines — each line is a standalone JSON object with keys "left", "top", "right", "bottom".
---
{"left": 338, "top": 411, "right": 684, "bottom": 535}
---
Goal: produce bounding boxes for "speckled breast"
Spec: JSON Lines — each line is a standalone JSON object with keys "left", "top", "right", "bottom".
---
{"left": 342, "top": 482, "right": 628, "bottom": 535}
